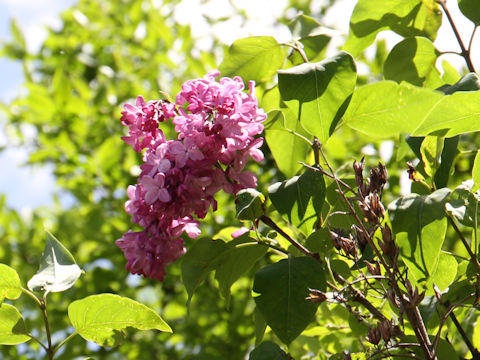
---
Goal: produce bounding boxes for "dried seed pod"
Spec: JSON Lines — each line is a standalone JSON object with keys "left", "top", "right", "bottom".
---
{"left": 365, "top": 260, "right": 381, "bottom": 276}
{"left": 368, "top": 192, "right": 385, "bottom": 219}
{"left": 386, "top": 288, "right": 400, "bottom": 308}
{"left": 366, "top": 326, "right": 381, "bottom": 345}
{"left": 329, "top": 229, "right": 357, "bottom": 257}
{"left": 353, "top": 158, "right": 368, "bottom": 196}
{"left": 379, "top": 225, "right": 398, "bottom": 262}
{"left": 378, "top": 319, "right": 394, "bottom": 343}
{"left": 353, "top": 224, "right": 368, "bottom": 252}
{"left": 369, "top": 162, "right": 388, "bottom": 194}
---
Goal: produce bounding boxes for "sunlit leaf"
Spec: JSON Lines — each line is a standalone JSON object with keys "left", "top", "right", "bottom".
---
{"left": 384, "top": 36, "right": 441, "bottom": 87}
{"left": 220, "top": 36, "right": 284, "bottom": 84}
{"left": 473, "top": 151, "right": 480, "bottom": 193}
{"left": 235, "top": 189, "right": 265, "bottom": 221}
{"left": 0, "top": 304, "right": 30, "bottom": 345}
{"left": 265, "top": 108, "right": 312, "bottom": 177}
{"left": 268, "top": 168, "right": 325, "bottom": 234}
{"left": 343, "top": 80, "right": 480, "bottom": 138}
{"left": 27, "top": 232, "right": 82, "bottom": 293}
{"left": 68, "top": 293, "right": 171, "bottom": 347}
{"left": 420, "top": 135, "right": 444, "bottom": 178}
{"left": 278, "top": 52, "right": 356, "bottom": 143}
{"left": 345, "top": 0, "right": 442, "bottom": 56}
{"left": 388, "top": 188, "right": 451, "bottom": 289}
{"left": 0, "top": 264, "right": 22, "bottom": 304}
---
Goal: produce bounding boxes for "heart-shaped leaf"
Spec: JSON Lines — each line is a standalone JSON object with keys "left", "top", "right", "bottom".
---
{"left": 253, "top": 256, "right": 325, "bottom": 344}
{"left": 0, "top": 304, "right": 30, "bottom": 345}
{"left": 268, "top": 168, "right": 325, "bottom": 234}
{"left": 0, "top": 264, "right": 22, "bottom": 304}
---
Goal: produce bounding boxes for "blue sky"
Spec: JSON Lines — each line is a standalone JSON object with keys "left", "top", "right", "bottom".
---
{"left": 0, "top": 0, "right": 75, "bottom": 213}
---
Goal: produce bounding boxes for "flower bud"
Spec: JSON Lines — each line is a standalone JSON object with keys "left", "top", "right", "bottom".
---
{"left": 366, "top": 326, "right": 381, "bottom": 345}
{"left": 365, "top": 260, "right": 381, "bottom": 276}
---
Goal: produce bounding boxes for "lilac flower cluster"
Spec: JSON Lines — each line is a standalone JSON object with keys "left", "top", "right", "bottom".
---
{"left": 116, "top": 70, "right": 266, "bottom": 281}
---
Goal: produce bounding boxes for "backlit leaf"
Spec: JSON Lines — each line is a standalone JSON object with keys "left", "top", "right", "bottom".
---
{"left": 0, "top": 264, "right": 22, "bottom": 304}
{"left": 27, "top": 232, "right": 82, "bottom": 293}
{"left": 268, "top": 168, "right": 325, "bottom": 234}
{"left": 0, "top": 304, "right": 30, "bottom": 345}
{"left": 68, "top": 293, "right": 171, "bottom": 347}
{"left": 278, "top": 52, "right": 356, "bottom": 143}
{"left": 220, "top": 36, "right": 284, "bottom": 84}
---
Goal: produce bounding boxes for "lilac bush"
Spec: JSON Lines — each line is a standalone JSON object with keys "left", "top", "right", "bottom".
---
{"left": 116, "top": 70, "right": 267, "bottom": 280}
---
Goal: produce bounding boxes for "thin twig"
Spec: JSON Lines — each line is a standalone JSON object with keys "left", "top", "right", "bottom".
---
{"left": 446, "top": 213, "right": 480, "bottom": 270}
{"left": 259, "top": 215, "right": 320, "bottom": 261}
{"left": 450, "top": 311, "right": 480, "bottom": 360}
{"left": 437, "top": 0, "right": 476, "bottom": 72}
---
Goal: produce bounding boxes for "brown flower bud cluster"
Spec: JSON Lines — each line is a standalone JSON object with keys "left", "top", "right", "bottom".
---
{"left": 367, "top": 319, "right": 401, "bottom": 345}
{"left": 354, "top": 159, "right": 388, "bottom": 225}
{"left": 378, "top": 224, "right": 398, "bottom": 265}
{"left": 405, "top": 280, "right": 425, "bottom": 307}
{"left": 330, "top": 228, "right": 357, "bottom": 258}
{"left": 353, "top": 158, "right": 387, "bottom": 198}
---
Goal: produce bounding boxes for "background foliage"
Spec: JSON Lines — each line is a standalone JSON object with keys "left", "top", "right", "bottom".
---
{"left": 1, "top": 0, "right": 480, "bottom": 359}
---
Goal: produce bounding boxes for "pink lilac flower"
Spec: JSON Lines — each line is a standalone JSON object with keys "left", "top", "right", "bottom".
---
{"left": 117, "top": 70, "right": 266, "bottom": 280}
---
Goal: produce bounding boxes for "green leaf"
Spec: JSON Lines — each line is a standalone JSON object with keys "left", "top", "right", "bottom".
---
{"left": 0, "top": 303, "right": 30, "bottom": 345}
{"left": 265, "top": 108, "right": 312, "bottom": 177}
{"left": 343, "top": 81, "right": 443, "bottom": 138}
{"left": 459, "top": 0, "right": 480, "bottom": 25}
{"left": 254, "top": 306, "right": 267, "bottom": 346}
{"left": 253, "top": 256, "right": 325, "bottom": 344}
{"left": 68, "top": 293, "right": 171, "bottom": 347}
{"left": 443, "top": 72, "right": 480, "bottom": 94}
{"left": 0, "top": 264, "right": 22, "bottom": 303}
{"left": 345, "top": 0, "right": 442, "bottom": 56}
{"left": 384, "top": 37, "right": 440, "bottom": 87}
{"left": 219, "top": 36, "right": 284, "bottom": 84}
{"left": 27, "top": 231, "right": 82, "bottom": 293}
{"left": 289, "top": 34, "right": 331, "bottom": 65}
{"left": 423, "top": 252, "right": 457, "bottom": 295}
{"left": 344, "top": 80, "right": 480, "bottom": 138}
{"left": 215, "top": 237, "right": 267, "bottom": 304}
{"left": 445, "top": 183, "right": 480, "bottom": 228}
{"left": 268, "top": 168, "right": 325, "bottom": 234}
{"left": 278, "top": 52, "right": 356, "bottom": 143}
{"left": 433, "top": 136, "right": 459, "bottom": 189}
{"left": 235, "top": 189, "right": 266, "bottom": 221}
{"left": 420, "top": 135, "right": 444, "bottom": 178}
{"left": 388, "top": 188, "right": 451, "bottom": 288}
{"left": 181, "top": 238, "right": 230, "bottom": 306}
{"left": 411, "top": 90, "right": 480, "bottom": 137}
{"left": 402, "top": 335, "right": 459, "bottom": 360}
{"left": 249, "top": 341, "right": 289, "bottom": 360}
{"left": 473, "top": 151, "right": 480, "bottom": 193}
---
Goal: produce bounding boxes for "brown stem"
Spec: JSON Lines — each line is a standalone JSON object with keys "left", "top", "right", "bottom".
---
{"left": 446, "top": 213, "right": 480, "bottom": 270}
{"left": 259, "top": 215, "right": 320, "bottom": 261}
{"left": 437, "top": 0, "right": 476, "bottom": 72}
{"left": 449, "top": 311, "right": 480, "bottom": 360}
{"left": 317, "top": 147, "right": 435, "bottom": 359}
